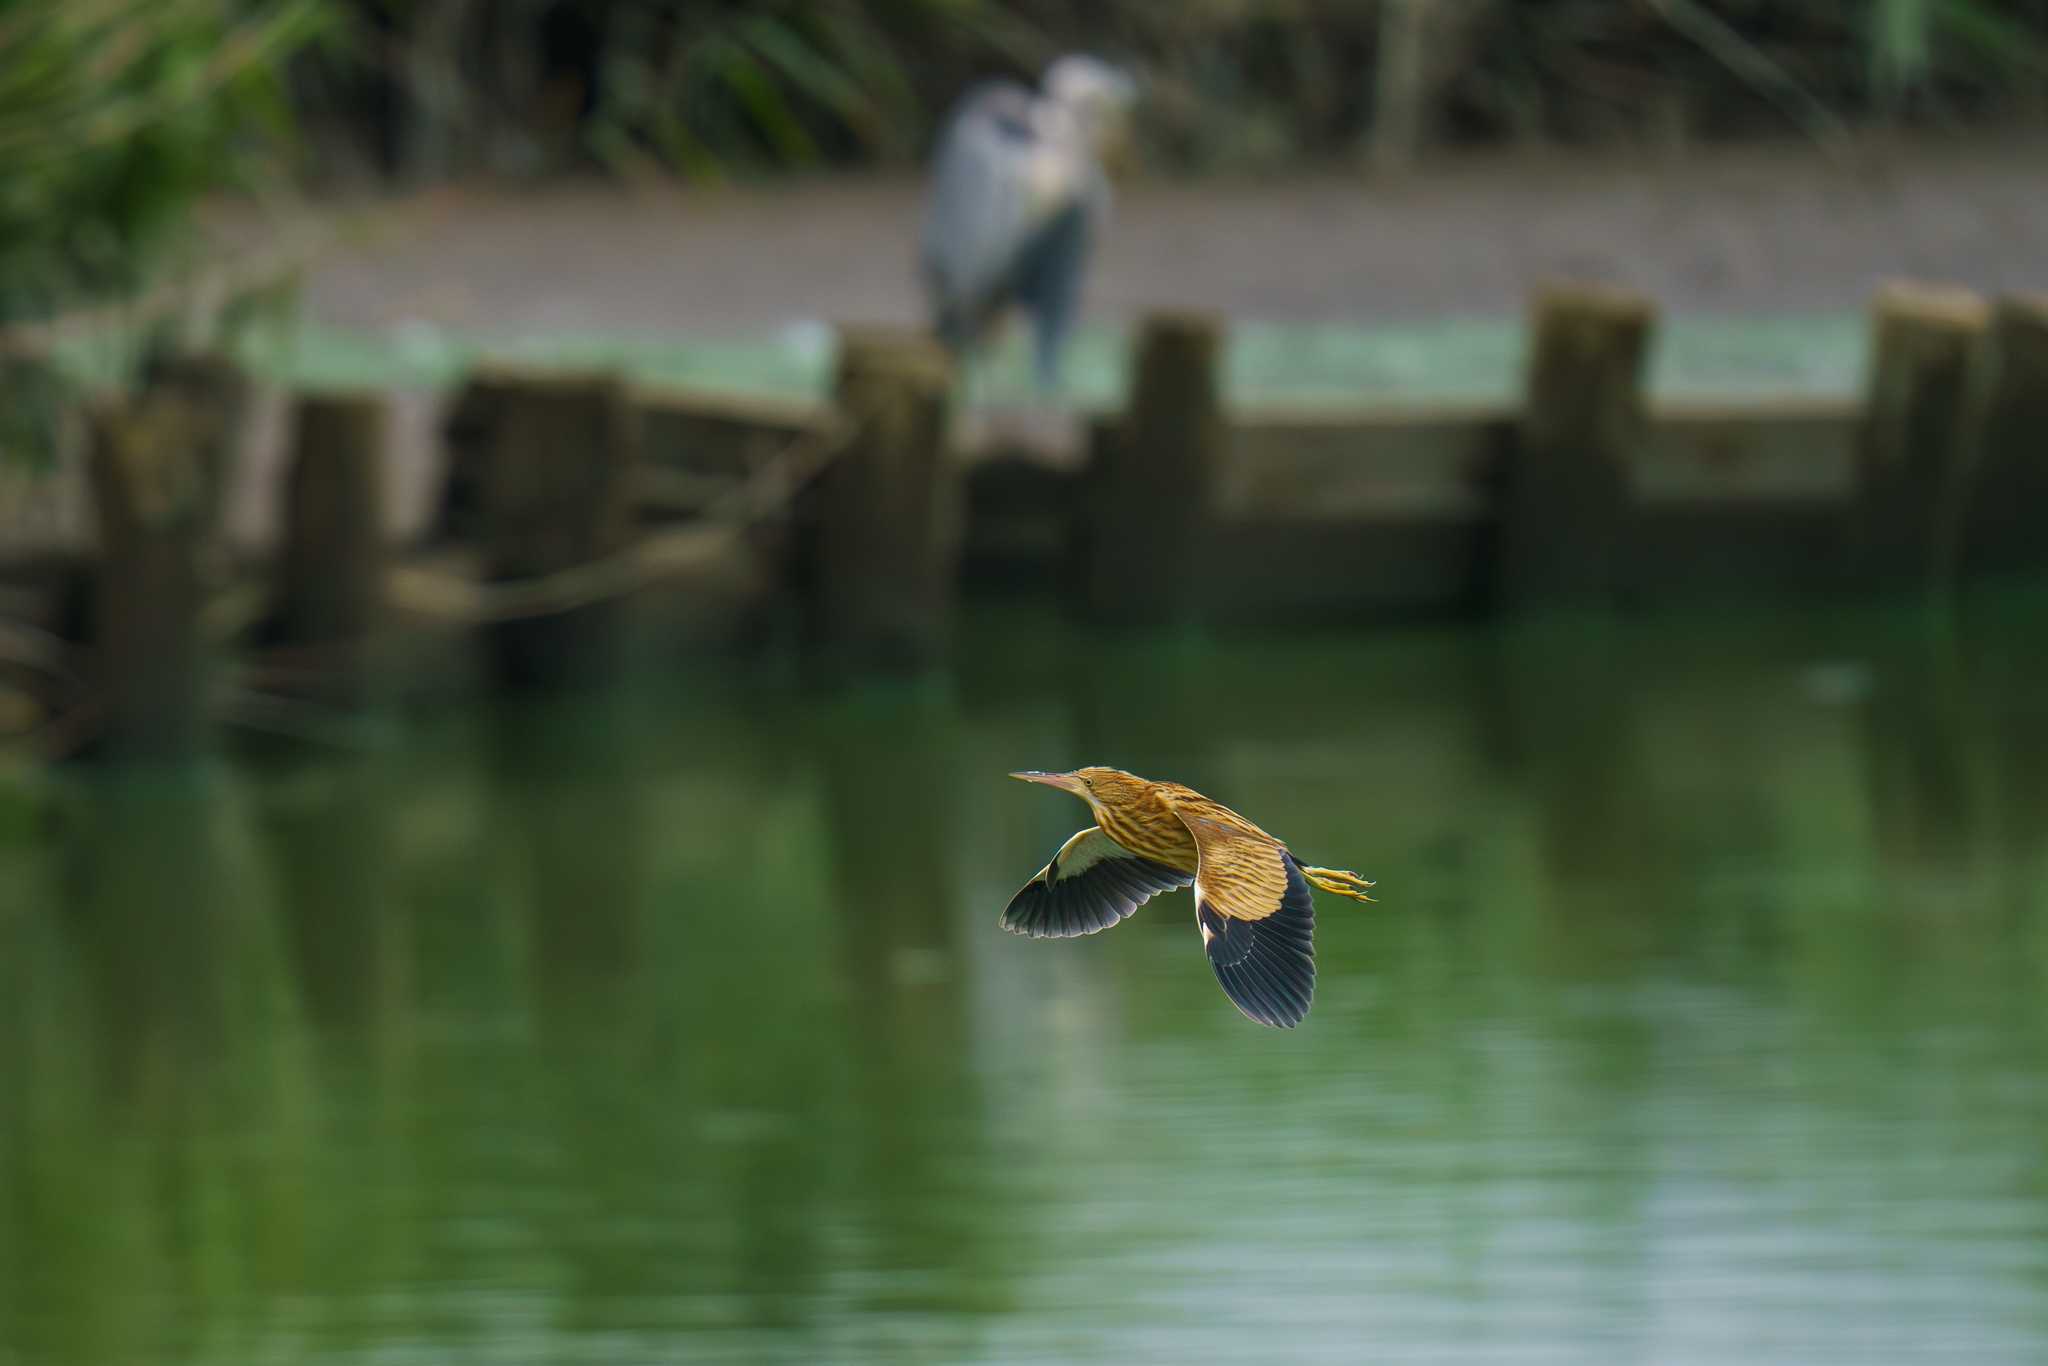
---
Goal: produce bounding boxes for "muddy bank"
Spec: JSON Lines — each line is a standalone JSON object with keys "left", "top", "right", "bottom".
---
{"left": 300, "top": 133, "right": 2048, "bottom": 338}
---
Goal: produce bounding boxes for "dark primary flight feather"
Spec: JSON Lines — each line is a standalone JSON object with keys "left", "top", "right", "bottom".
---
{"left": 1000, "top": 827, "right": 1193, "bottom": 939}
{"left": 1199, "top": 854, "right": 1317, "bottom": 1029}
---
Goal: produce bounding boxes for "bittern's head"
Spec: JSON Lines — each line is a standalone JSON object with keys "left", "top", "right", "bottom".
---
{"left": 1009, "top": 766, "right": 1148, "bottom": 815}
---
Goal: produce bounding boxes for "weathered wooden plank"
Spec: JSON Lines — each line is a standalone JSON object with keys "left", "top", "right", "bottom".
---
{"left": 1217, "top": 405, "right": 1509, "bottom": 522}
{"left": 1638, "top": 398, "right": 1860, "bottom": 505}
{"left": 635, "top": 384, "right": 821, "bottom": 479}
{"left": 1627, "top": 399, "right": 1861, "bottom": 597}
{"left": 962, "top": 395, "right": 1872, "bottom": 612}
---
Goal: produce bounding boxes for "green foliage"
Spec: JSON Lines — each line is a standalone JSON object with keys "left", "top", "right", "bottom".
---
{"left": 579, "top": 1, "right": 1037, "bottom": 176}
{"left": 634, "top": 0, "right": 2048, "bottom": 168}
{"left": 339, "top": 0, "right": 2048, "bottom": 182}
{"left": 0, "top": 0, "right": 329, "bottom": 472}
{"left": 1478, "top": 0, "right": 2048, "bottom": 140}
{"left": 1866, "top": 0, "right": 2048, "bottom": 96}
{"left": 0, "top": 0, "right": 331, "bottom": 325}
{"left": 1870, "top": 0, "right": 1938, "bottom": 100}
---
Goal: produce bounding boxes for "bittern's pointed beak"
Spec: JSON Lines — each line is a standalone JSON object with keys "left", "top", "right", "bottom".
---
{"left": 1010, "top": 770, "right": 1084, "bottom": 793}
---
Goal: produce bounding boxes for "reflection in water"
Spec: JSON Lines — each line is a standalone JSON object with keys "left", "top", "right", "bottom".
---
{"left": 3, "top": 770, "right": 314, "bottom": 1365}
{"left": 814, "top": 688, "right": 1017, "bottom": 1357}
{"left": 4, "top": 594, "right": 2048, "bottom": 1363}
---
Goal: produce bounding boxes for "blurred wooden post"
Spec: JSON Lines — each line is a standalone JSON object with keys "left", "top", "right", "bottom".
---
{"left": 1957, "top": 293, "right": 2048, "bottom": 576}
{"left": 1081, "top": 311, "right": 1223, "bottom": 624}
{"left": 1857, "top": 282, "right": 1988, "bottom": 589}
{"left": 0, "top": 353, "right": 66, "bottom": 474}
{"left": 437, "top": 371, "right": 525, "bottom": 541}
{"left": 813, "top": 328, "right": 957, "bottom": 671}
{"left": 1500, "top": 285, "right": 1655, "bottom": 608}
{"left": 280, "top": 392, "right": 388, "bottom": 686}
{"left": 139, "top": 352, "right": 250, "bottom": 544}
{"left": 477, "top": 370, "right": 638, "bottom": 686}
{"left": 86, "top": 394, "right": 221, "bottom": 758}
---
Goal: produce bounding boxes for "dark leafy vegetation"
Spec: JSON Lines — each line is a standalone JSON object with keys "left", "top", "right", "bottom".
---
{"left": 0, "top": 0, "right": 330, "bottom": 324}
{"left": 5, "top": 0, "right": 2045, "bottom": 315}
{"left": 0, "top": 0, "right": 330, "bottom": 471}
{"left": 320, "top": 0, "right": 2048, "bottom": 182}
{"left": 1, "top": 0, "right": 2044, "bottom": 347}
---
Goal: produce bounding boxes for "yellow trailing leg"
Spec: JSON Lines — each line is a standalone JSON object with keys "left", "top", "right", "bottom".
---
{"left": 1300, "top": 865, "right": 1377, "bottom": 903}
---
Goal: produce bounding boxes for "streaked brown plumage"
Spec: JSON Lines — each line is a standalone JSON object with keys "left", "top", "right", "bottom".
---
{"left": 1001, "top": 767, "right": 1376, "bottom": 1028}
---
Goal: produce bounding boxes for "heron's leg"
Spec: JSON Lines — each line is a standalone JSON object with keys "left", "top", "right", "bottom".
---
{"left": 1017, "top": 204, "right": 1093, "bottom": 398}
{"left": 956, "top": 342, "right": 990, "bottom": 417}
{"left": 1031, "top": 321, "right": 1064, "bottom": 396}
{"left": 954, "top": 341, "right": 1013, "bottom": 456}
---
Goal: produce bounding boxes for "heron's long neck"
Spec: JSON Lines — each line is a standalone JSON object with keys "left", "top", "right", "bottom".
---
{"left": 1033, "top": 99, "right": 1098, "bottom": 153}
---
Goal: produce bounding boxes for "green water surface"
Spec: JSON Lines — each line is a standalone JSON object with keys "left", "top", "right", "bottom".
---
{"left": 223, "top": 313, "right": 1869, "bottom": 406}
{"left": 3, "top": 595, "right": 2047, "bottom": 1364}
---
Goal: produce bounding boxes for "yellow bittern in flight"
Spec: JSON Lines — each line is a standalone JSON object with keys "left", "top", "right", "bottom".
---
{"left": 1002, "top": 767, "right": 1376, "bottom": 1028}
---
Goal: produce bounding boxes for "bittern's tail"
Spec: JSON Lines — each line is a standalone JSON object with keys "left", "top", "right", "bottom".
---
{"left": 1300, "top": 865, "right": 1377, "bottom": 903}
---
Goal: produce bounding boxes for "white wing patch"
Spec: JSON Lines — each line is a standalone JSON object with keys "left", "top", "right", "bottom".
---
{"left": 1045, "top": 827, "right": 1133, "bottom": 881}
{"left": 1000, "top": 827, "right": 1195, "bottom": 940}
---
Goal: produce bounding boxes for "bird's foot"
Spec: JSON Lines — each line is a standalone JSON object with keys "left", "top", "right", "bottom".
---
{"left": 1301, "top": 865, "right": 1378, "bottom": 903}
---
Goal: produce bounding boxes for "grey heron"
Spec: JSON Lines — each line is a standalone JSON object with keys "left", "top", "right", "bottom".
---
{"left": 919, "top": 55, "right": 1137, "bottom": 395}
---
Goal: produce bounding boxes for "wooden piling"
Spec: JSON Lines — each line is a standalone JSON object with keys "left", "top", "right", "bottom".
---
{"left": 1081, "top": 311, "right": 1224, "bottom": 625}
{"left": 1956, "top": 293, "right": 2048, "bottom": 576}
{"left": 137, "top": 352, "right": 250, "bottom": 544}
{"left": 1500, "top": 284, "right": 1656, "bottom": 607}
{"left": 85, "top": 393, "right": 221, "bottom": 757}
{"left": 811, "top": 328, "right": 957, "bottom": 671}
{"left": 280, "top": 392, "right": 388, "bottom": 686}
{"left": 475, "top": 370, "right": 639, "bottom": 686}
{"left": 1857, "top": 282, "right": 1988, "bottom": 589}
{"left": 437, "top": 370, "right": 523, "bottom": 541}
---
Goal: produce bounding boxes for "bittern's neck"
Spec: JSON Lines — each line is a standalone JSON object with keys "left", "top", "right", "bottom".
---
{"left": 1056, "top": 780, "right": 1103, "bottom": 824}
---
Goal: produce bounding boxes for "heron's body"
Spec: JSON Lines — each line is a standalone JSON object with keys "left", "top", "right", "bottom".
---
{"left": 920, "top": 57, "right": 1134, "bottom": 391}
{"left": 1002, "top": 767, "right": 1376, "bottom": 1028}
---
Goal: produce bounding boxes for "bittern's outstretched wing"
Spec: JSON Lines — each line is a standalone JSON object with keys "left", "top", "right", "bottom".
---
{"left": 1176, "top": 811, "right": 1316, "bottom": 1028}
{"left": 1000, "top": 827, "right": 1192, "bottom": 939}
